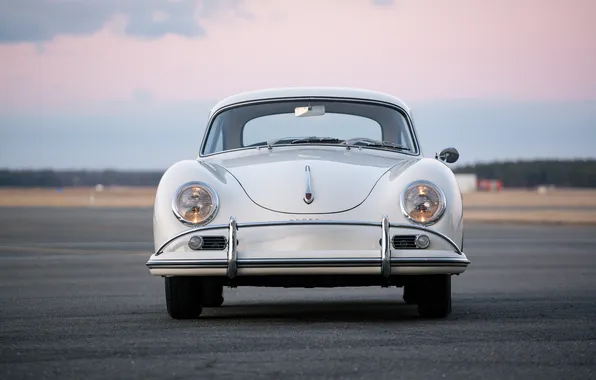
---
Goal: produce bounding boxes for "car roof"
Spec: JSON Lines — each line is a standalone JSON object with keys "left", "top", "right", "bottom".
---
{"left": 210, "top": 87, "right": 412, "bottom": 116}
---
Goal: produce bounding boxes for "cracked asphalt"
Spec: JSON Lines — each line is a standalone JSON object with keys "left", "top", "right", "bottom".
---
{"left": 1, "top": 208, "right": 595, "bottom": 379}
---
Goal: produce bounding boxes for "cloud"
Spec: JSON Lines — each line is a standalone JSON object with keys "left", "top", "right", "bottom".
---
{"left": 0, "top": 0, "right": 213, "bottom": 43}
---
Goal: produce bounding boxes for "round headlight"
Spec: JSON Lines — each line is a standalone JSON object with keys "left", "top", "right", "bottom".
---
{"left": 172, "top": 182, "right": 219, "bottom": 226}
{"left": 400, "top": 181, "right": 446, "bottom": 226}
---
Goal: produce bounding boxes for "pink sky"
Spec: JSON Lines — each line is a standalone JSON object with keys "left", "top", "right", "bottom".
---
{"left": 1, "top": 0, "right": 595, "bottom": 111}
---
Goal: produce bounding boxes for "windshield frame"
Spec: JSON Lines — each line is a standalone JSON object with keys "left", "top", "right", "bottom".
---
{"left": 198, "top": 96, "right": 421, "bottom": 158}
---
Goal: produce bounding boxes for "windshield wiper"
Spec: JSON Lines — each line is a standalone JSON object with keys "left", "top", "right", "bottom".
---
{"left": 290, "top": 136, "right": 344, "bottom": 144}
{"left": 260, "top": 136, "right": 344, "bottom": 149}
{"left": 260, "top": 136, "right": 407, "bottom": 151}
{"left": 263, "top": 136, "right": 302, "bottom": 149}
{"left": 342, "top": 138, "right": 410, "bottom": 151}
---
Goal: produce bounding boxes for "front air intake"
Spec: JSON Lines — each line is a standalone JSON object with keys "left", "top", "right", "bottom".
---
{"left": 201, "top": 236, "right": 228, "bottom": 250}
{"left": 392, "top": 235, "right": 418, "bottom": 249}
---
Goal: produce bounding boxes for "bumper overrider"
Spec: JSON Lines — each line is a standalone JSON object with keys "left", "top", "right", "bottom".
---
{"left": 146, "top": 215, "right": 470, "bottom": 278}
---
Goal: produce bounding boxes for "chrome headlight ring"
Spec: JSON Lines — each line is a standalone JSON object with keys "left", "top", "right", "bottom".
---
{"left": 399, "top": 180, "right": 447, "bottom": 226}
{"left": 172, "top": 181, "right": 219, "bottom": 226}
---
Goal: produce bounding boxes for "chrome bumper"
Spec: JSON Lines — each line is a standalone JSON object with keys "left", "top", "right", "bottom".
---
{"left": 147, "top": 215, "right": 469, "bottom": 278}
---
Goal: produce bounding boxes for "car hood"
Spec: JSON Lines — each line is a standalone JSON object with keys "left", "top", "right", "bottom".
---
{"left": 205, "top": 147, "right": 418, "bottom": 214}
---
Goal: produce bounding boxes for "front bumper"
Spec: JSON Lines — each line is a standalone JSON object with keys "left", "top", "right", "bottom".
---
{"left": 146, "top": 216, "right": 470, "bottom": 278}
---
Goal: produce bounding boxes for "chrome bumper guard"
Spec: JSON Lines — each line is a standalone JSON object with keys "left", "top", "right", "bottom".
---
{"left": 149, "top": 215, "right": 468, "bottom": 279}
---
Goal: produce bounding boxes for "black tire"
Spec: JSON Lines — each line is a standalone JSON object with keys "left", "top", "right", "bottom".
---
{"left": 201, "top": 282, "right": 224, "bottom": 307}
{"left": 402, "top": 284, "right": 419, "bottom": 305}
{"left": 165, "top": 276, "right": 203, "bottom": 319}
{"left": 416, "top": 275, "right": 452, "bottom": 318}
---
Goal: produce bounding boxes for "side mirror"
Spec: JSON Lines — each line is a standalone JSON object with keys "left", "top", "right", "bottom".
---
{"left": 439, "top": 147, "right": 459, "bottom": 163}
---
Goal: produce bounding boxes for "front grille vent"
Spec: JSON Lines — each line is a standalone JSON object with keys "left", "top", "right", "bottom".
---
{"left": 392, "top": 235, "right": 418, "bottom": 249}
{"left": 200, "top": 236, "right": 228, "bottom": 250}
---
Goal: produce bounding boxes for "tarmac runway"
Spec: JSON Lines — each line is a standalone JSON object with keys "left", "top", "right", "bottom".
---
{"left": 1, "top": 208, "right": 595, "bottom": 379}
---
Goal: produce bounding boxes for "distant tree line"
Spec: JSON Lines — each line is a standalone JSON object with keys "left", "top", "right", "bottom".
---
{"left": 454, "top": 159, "right": 596, "bottom": 188}
{"left": 0, "top": 170, "right": 164, "bottom": 188}
{"left": 1, "top": 159, "right": 595, "bottom": 188}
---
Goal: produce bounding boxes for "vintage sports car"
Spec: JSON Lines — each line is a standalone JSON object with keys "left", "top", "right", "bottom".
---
{"left": 146, "top": 87, "right": 469, "bottom": 319}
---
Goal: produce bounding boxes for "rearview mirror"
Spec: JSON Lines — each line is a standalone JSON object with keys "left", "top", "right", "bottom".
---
{"left": 295, "top": 105, "right": 325, "bottom": 117}
{"left": 439, "top": 147, "right": 459, "bottom": 163}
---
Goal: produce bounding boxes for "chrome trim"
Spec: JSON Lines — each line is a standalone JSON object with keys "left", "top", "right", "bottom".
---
{"left": 227, "top": 217, "right": 238, "bottom": 279}
{"left": 146, "top": 257, "right": 471, "bottom": 269}
{"left": 149, "top": 259, "right": 227, "bottom": 268}
{"left": 154, "top": 218, "right": 463, "bottom": 256}
{"left": 303, "top": 165, "right": 314, "bottom": 204}
{"left": 381, "top": 215, "right": 391, "bottom": 277}
{"left": 171, "top": 181, "right": 220, "bottom": 227}
{"left": 399, "top": 180, "right": 447, "bottom": 227}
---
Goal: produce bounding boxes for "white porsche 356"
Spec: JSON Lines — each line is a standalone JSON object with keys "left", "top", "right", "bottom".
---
{"left": 146, "top": 87, "right": 469, "bottom": 319}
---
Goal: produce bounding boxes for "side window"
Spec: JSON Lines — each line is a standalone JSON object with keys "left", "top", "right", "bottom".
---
{"left": 213, "top": 131, "right": 223, "bottom": 152}
{"left": 399, "top": 123, "right": 415, "bottom": 149}
{"left": 203, "top": 119, "right": 224, "bottom": 154}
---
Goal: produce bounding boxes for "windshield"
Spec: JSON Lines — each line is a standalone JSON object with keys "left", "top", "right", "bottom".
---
{"left": 200, "top": 99, "right": 417, "bottom": 156}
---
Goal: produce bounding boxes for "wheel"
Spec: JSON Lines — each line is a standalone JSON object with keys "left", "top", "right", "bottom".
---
{"left": 201, "top": 281, "right": 224, "bottom": 307}
{"left": 416, "top": 275, "right": 452, "bottom": 318}
{"left": 165, "top": 276, "right": 203, "bottom": 319}
{"left": 402, "top": 284, "right": 419, "bottom": 305}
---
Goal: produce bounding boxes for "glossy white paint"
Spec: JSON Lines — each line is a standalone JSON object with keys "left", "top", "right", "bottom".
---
{"left": 148, "top": 87, "right": 468, "bottom": 277}
{"left": 212, "top": 146, "right": 418, "bottom": 214}
{"left": 209, "top": 87, "right": 413, "bottom": 117}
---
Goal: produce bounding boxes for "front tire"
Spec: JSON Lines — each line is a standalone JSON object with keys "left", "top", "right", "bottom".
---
{"left": 165, "top": 277, "right": 203, "bottom": 319}
{"left": 416, "top": 275, "right": 452, "bottom": 318}
{"left": 201, "top": 281, "right": 224, "bottom": 307}
{"left": 403, "top": 284, "right": 419, "bottom": 305}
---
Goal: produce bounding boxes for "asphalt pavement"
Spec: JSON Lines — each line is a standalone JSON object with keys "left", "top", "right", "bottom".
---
{"left": 1, "top": 208, "right": 595, "bottom": 379}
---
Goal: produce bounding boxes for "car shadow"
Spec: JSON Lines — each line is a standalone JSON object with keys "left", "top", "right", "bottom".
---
{"left": 196, "top": 300, "right": 428, "bottom": 322}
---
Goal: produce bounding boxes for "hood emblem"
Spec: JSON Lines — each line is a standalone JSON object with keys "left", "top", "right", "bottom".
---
{"left": 303, "top": 165, "right": 314, "bottom": 204}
